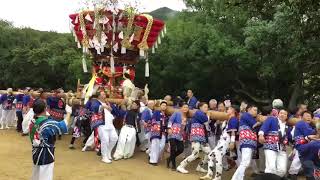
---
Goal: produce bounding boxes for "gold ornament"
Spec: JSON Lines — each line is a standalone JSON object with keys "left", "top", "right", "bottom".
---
{"left": 138, "top": 14, "right": 153, "bottom": 51}
{"left": 121, "top": 7, "right": 135, "bottom": 49}
{"left": 79, "top": 11, "right": 89, "bottom": 49}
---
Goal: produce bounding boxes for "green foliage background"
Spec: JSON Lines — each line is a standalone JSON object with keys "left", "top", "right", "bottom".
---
{"left": 0, "top": 1, "right": 319, "bottom": 110}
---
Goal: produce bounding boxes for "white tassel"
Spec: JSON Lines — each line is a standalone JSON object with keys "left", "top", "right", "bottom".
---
{"left": 121, "top": 47, "right": 126, "bottom": 54}
{"left": 155, "top": 41, "right": 158, "bottom": 49}
{"left": 69, "top": 22, "right": 74, "bottom": 32}
{"left": 82, "top": 55, "right": 88, "bottom": 73}
{"left": 85, "top": 14, "right": 92, "bottom": 22}
{"left": 110, "top": 56, "right": 115, "bottom": 74}
{"left": 145, "top": 58, "right": 149, "bottom": 77}
{"left": 139, "top": 49, "right": 145, "bottom": 57}
{"left": 75, "top": 16, "right": 79, "bottom": 24}
{"left": 89, "top": 39, "right": 94, "bottom": 48}
{"left": 96, "top": 47, "right": 101, "bottom": 55}
{"left": 158, "top": 36, "right": 161, "bottom": 44}
{"left": 77, "top": 41, "right": 81, "bottom": 48}
{"left": 123, "top": 65, "right": 127, "bottom": 74}
{"left": 164, "top": 25, "right": 167, "bottom": 34}
{"left": 113, "top": 42, "right": 119, "bottom": 52}
{"left": 118, "top": 31, "right": 124, "bottom": 39}
{"left": 129, "top": 33, "right": 135, "bottom": 42}
{"left": 161, "top": 30, "right": 164, "bottom": 38}
{"left": 152, "top": 46, "right": 155, "bottom": 54}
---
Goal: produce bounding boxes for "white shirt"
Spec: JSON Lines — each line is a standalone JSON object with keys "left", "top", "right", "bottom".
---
{"left": 104, "top": 109, "right": 115, "bottom": 130}
{"left": 139, "top": 102, "right": 146, "bottom": 113}
{"left": 278, "top": 118, "right": 286, "bottom": 136}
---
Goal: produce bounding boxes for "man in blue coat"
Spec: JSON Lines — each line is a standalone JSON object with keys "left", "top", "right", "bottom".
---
{"left": 187, "top": 89, "right": 198, "bottom": 109}
{"left": 258, "top": 109, "right": 292, "bottom": 177}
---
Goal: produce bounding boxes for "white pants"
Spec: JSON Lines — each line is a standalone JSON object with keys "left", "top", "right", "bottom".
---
{"left": 114, "top": 125, "right": 136, "bottom": 159}
{"left": 232, "top": 148, "right": 253, "bottom": 180}
{"left": 206, "top": 136, "right": 230, "bottom": 180}
{"left": 31, "top": 162, "right": 54, "bottom": 180}
{"left": 288, "top": 150, "right": 301, "bottom": 175}
{"left": 22, "top": 108, "right": 34, "bottom": 134}
{"left": 84, "top": 131, "right": 95, "bottom": 149}
{"left": 97, "top": 125, "right": 118, "bottom": 160}
{"left": 208, "top": 135, "right": 218, "bottom": 150}
{"left": 102, "top": 127, "right": 118, "bottom": 160}
{"left": 264, "top": 149, "right": 287, "bottom": 177}
{"left": 149, "top": 135, "right": 166, "bottom": 163}
{"left": 145, "top": 132, "right": 151, "bottom": 150}
{"left": 0, "top": 109, "right": 12, "bottom": 128}
{"left": 8, "top": 109, "right": 16, "bottom": 126}
{"left": 138, "top": 123, "right": 148, "bottom": 151}
{"left": 179, "top": 142, "right": 211, "bottom": 168}
{"left": 236, "top": 144, "right": 259, "bottom": 174}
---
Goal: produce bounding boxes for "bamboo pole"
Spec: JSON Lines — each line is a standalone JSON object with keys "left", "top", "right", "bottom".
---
{"left": 1, "top": 90, "right": 316, "bottom": 126}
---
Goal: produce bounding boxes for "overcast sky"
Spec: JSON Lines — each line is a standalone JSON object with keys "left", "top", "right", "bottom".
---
{"left": 0, "top": 0, "right": 186, "bottom": 33}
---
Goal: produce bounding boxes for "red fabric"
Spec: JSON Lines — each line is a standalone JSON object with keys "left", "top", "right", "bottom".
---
{"left": 239, "top": 129, "right": 257, "bottom": 141}
{"left": 190, "top": 127, "right": 205, "bottom": 136}
{"left": 93, "top": 65, "right": 135, "bottom": 80}
{"left": 70, "top": 9, "right": 165, "bottom": 49}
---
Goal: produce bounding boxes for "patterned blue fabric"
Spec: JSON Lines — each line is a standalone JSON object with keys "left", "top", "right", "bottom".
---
{"left": 15, "top": 94, "right": 24, "bottom": 111}
{"left": 31, "top": 118, "right": 67, "bottom": 165}
{"left": 239, "top": 113, "right": 257, "bottom": 150}
{"left": 150, "top": 110, "right": 167, "bottom": 140}
{"left": 187, "top": 96, "right": 198, "bottom": 109}
{"left": 226, "top": 117, "right": 239, "bottom": 132}
{"left": 302, "top": 141, "right": 320, "bottom": 166}
{"left": 0, "top": 94, "right": 15, "bottom": 110}
{"left": 294, "top": 120, "right": 316, "bottom": 154}
{"left": 168, "top": 112, "right": 184, "bottom": 141}
{"left": 88, "top": 99, "right": 105, "bottom": 130}
{"left": 141, "top": 108, "right": 153, "bottom": 133}
{"left": 22, "top": 95, "right": 30, "bottom": 106}
{"left": 190, "top": 123, "right": 206, "bottom": 143}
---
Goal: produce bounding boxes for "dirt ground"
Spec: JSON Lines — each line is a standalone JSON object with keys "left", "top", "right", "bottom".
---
{"left": 0, "top": 129, "right": 303, "bottom": 180}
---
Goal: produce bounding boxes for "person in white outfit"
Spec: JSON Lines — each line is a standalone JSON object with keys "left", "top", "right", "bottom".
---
{"left": 200, "top": 105, "right": 240, "bottom": 180}
{"left": 114, "top": 100, "right": 141, "bottom": 160}
{"left": 177, "top": 102, "right": 211, "bottom": 174}
{"left": 231, "top": 105, "right": 260, "bottom": 180}
{"left": 86, "top": 91, "right": 114, "bottom": 164}
{"left": 102, "top": 105, "right": 118, "bottom": 162}
{"left": 149, "top": 101, "right": 168, "bottom": 165}
{"left": 22, "top": 89, "right": 34, "bottom": 135}
{"left": 138, "top": 96, "right": 148, "bottom": 151}
{"left": 258, "top": 109, "right": 290, "bottom": 177}
{"left": 141, "top": 100, "right": 155, "bottom": 153}
{"left": 0, "top": 88, "right": 15, "bottom": 129}
{"left": 29, "top": 99, "right": 72, "bottom": 180}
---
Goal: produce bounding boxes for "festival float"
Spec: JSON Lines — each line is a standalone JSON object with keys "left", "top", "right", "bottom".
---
{"left": 68, "top": 1, "right": 166, "bottom": 104}
{"left": 0, "top": 1, "right": 310, "bottom": 126}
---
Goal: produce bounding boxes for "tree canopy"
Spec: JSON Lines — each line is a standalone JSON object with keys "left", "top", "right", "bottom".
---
{"left": 0, "top": 20, "right": 90, "bottom": 90}
{"left": 142, "top": 0, "right": 320, "bottom": 110}
{"left": 0, "top": 1, "right": 319, "bottom": 110}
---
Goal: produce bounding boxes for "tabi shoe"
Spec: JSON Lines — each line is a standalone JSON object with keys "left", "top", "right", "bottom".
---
{"left": 102, "top": 157, "right": 112, "bottom": 164}
{"left": 176, "top": 166, "right": 189, "bottom": 174}
{"left": 81, "top": 146, "right": 88, "bottom": 152}
{"left": 114, "top": 156, "right": 123, "bottom": 161}
{"left": 69, "top": 144, "right": 75, "bottom": 150}
{"left": 199, "top": 175, "right": 212, "bottom": 180}
{"left": 196, "top": 165, "right": 208, "bottom": 173}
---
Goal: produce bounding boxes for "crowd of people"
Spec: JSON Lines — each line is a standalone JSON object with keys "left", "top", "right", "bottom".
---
{"left": 0, "top": 87, "right": 320, "bottom": 180}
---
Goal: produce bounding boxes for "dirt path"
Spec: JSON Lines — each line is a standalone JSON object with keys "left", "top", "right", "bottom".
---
{"left": 1, "top": 129, "right": 304, "bottom": 180}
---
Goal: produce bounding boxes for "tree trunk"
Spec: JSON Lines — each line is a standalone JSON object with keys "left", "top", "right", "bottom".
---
{"left": 288, "top": 77, "right": 303, "bottom": 111}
